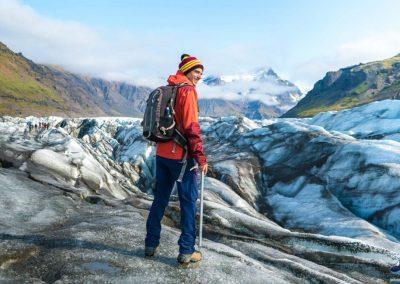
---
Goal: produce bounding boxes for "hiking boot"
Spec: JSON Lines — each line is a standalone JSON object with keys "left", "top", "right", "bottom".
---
{"left": 177, "top": 250, "right": 202, "bottom": 264}
{"left": 144, "top": 245, "right": 159, "bottom": 257}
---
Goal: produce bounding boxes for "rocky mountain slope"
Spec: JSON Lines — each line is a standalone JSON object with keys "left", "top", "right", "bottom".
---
{"left": 0, "top": 42, "right": 151, "bottom": 117}
{"left": 1, "top": 100, "right": 400, "bottom": 282}
{"left": 200, "top": 68, "right": 303, "bottom": 119}
{"left": 283, "top": 53, "right": 400, "bottom": 117}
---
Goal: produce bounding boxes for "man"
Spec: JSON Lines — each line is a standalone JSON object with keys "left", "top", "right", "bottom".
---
{"left": 144, "top": 54, "right": 208, "bottom": 266}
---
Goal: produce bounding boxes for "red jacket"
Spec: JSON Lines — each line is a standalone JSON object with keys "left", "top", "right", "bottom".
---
{"left": 156, "top": 71, "right": 207, "bottom": 166}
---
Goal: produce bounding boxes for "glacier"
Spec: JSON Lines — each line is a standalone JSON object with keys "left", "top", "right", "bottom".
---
{"left": 1, "top": 100, "right": 400, "bottom": 282}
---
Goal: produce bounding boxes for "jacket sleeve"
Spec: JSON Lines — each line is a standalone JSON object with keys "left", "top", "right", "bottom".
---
{"left": 179, "top": 86, "right": 207, "bottom": 166}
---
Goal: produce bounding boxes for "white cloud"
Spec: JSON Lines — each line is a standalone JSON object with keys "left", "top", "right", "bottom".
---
{"left": 197, "top": 77, "right": 300, "bottom": 106}
{"left": 2, "top": 0, "right": 399, "bottom": 97}
{"left": 197, "top": 84, "right": 242, "bottom": 101}
{"left": 0, "top": 0, "right": 286, "bottom": 94}
{"left": 0, "top": 0, "right": 178, "bottom": 88}
{"left": 292, "top": 31, "right": 400, "bottom": 91}
{"left": 0, "top": 0, "right": 289, "bottom": 98}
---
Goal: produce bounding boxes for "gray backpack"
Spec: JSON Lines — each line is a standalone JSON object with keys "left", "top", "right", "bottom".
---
{"left": 141, "top": 84, "right": 187, "bottom": 148}
{"left": 142, "top": 84, "right": 196, "bottom": 182}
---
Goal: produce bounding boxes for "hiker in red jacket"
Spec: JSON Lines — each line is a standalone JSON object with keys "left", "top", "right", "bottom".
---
{"left": 145, "top": 54, "right": 207, "bottom": 265}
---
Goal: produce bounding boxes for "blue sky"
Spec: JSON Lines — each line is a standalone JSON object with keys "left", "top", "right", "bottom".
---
{"left": 1, "top": 0, "right": 400, "bottom": 91}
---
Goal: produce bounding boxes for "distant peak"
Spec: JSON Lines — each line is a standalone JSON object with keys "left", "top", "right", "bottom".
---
{"left": 254, "top": 67, "right": 276, "bottom": 76}
{"left": 202, "top": 75, "right": 226, "bottom": 86}
{"left": 253, "top": 67, "right": 280, "bottom": 82}
{"left": 267, "top": 68, "right": 277, "bottom": 76}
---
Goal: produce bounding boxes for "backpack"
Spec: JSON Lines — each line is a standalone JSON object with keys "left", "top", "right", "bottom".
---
{"left": 141, "top": 84, "right": 187, "bottom": 149}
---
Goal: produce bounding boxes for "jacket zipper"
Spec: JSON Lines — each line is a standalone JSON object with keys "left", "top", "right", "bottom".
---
{"left": 172, "top": 142, "right": 176, "bottom": 153}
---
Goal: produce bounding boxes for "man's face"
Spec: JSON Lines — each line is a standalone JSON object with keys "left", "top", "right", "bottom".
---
{"left": 186, "top": 68, "right": 203, "bottom": 86}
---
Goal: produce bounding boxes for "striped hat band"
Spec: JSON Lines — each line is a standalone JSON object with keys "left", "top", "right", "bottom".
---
{"left": 179, "top": 55, "right": 204, "bottom": 74}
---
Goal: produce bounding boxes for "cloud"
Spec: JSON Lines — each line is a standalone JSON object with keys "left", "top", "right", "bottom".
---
{"left": 0, "top": 0, "right": 288, "bottom": 98}
{"left": 0, "top": 0, "right": 276, "bottom": 90}
{"left": 0, "top": 0, "right": 178, "bottom": 87}
{"left": 0, "top": 0, "right": 286, "bottom": 93}
{"left": 2, "top": 0, "right": 399, "bottom": 97}
{"left": 197, "top": 77, "right": 299, "bottom": 106}
{"left": 292, "top": 31, "right": 400, "bottom": 91}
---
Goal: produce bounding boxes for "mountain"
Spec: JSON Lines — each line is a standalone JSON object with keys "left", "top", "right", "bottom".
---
{"left": 200, "top": 68, "right": 303, "bottom": 119}
{"left": 282, "top": 53, "right": 400, "bottom": 118}
{"left": 0, "top": 42, "right": 151, "bottom": 117}
{"left": 0, "top": 42, "right": 302, "bottom": 119}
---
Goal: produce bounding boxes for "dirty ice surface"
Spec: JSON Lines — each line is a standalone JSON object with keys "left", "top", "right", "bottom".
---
{"left": 1, "top": 101, "right": 400, "bottom": 282}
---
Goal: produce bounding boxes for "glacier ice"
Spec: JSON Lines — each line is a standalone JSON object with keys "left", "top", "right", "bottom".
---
{"left": 1, "top": 103, "right": 400, "bottom": 282}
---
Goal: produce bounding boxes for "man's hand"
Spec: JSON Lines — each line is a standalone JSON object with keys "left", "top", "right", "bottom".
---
{"left": 199, "top": 163, "right": 208, "bottom": 175}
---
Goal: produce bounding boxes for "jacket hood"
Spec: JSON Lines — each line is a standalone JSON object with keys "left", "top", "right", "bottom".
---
{"left": 167, "top": 71, "right": 194, "bottom": 86}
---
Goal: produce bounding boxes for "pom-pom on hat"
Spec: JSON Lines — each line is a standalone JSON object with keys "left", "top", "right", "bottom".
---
{"left": 179, "top": 54, "right": 204, "bottom": 75}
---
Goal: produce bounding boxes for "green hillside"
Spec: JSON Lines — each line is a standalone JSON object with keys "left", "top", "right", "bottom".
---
{"left": 282, "top": 54, "right": 400, "bottom": 117}
{"left": 0, "top": 42, "right": 151, "bottom": 117}
{"left": 0, "top": 42, "right": 67, "bottom": 116}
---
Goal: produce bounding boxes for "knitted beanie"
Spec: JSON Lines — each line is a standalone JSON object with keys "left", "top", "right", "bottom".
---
{"left": 179, "top": 54, "right": 204, "bottom": 75}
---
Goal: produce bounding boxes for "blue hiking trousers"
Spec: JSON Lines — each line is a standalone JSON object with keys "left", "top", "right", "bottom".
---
{"left": 145, "top": 156, "right": 199, "bottom": 254}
